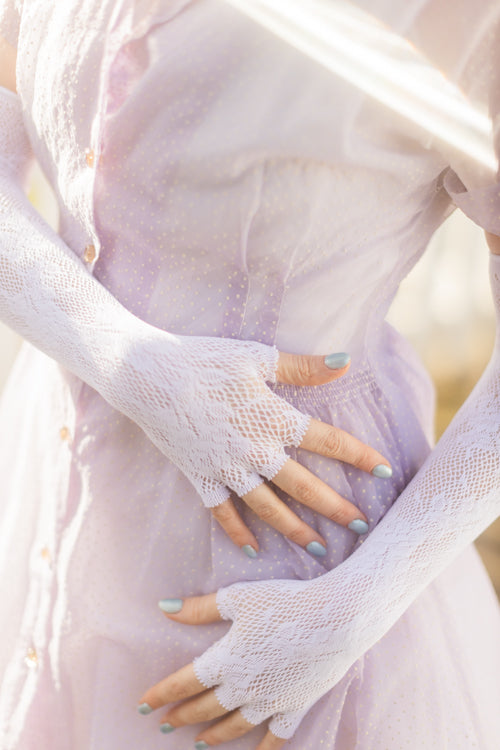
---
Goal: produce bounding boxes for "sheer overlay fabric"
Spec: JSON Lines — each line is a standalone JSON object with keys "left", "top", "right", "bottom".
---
{"left": 0, "top": 1, "right": 499, "bottom": 748}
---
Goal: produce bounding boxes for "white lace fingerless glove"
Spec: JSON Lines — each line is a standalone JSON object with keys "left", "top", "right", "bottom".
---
{"left": 0, "top": 89, "right": 310, "bottom": 506}
{"left": 103, "top": 331, "right": 312, "bottom": 505}
{"left": 193, "top": 253, "right": 500, "bottom": 738}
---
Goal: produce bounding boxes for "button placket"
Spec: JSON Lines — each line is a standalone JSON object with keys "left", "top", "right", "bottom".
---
{"left": 82, "top": 25, "right": 122, "bottom": 271}
{"left": 82, "top": 139, "right": 101, "bottom": 266}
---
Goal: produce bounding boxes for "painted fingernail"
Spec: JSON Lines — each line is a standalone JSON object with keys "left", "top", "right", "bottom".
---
{"left": 306, "top": 541, "right": 327, "bottom": 556}
{"left": 137, "top": 703, "right": 153, "bottom": 715}
{"left": 372, "top": 464, "right": 393, "bottom": 479}
{"left": 160, "top": 723, "right": 175, "bottom": 734}
{"left": 242, "top": 544, "right": 258, "bottom": 558}
{"left": 158, "top": 598, "right": 184, "bottom": 614}
{"left": 324, "top": 352, "right": 350, "bottom": 370}
{"left": 194, "top": 742, "right": 210, "bottom": 749}
{"left": 348, "top": 519, "right": 369, "bottom": 535}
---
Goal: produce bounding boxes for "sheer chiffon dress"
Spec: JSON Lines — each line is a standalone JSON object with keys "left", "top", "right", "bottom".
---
{"left": 0, "top": 0, "right": 499, "bottom": 747}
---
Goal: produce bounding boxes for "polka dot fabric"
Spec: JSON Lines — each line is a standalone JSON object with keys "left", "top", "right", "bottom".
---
{"left": 0, "top": 1, "right": 500, "bottom": 748}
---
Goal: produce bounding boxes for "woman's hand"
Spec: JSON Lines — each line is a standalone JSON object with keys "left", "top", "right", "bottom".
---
{"left": 138, "top": 582, "right": 355, "bottom": 749}
{"left": 114, "top": 331, "right": 392, "bottom": 556}
{"left": 209, "top": 348, "right": 392, "bottom": 555}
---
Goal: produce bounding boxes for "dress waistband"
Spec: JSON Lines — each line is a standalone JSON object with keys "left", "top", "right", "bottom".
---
{"left": 269, "top": 366, "right": 379, "bottom": 409}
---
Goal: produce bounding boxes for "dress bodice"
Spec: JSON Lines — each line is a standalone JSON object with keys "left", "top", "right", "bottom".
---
{"left": 15, "top": 0, "right": 479, "bottom": 362}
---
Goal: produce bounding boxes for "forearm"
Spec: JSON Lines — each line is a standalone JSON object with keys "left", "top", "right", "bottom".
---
{"left": 200, "top": 255, "right": 500, "bottom": 740}
{"left": 315, "top": 254, "right": 500, "bottom": 649}
{"left": 0, "top": 88, "right": 296, "bottom": 511}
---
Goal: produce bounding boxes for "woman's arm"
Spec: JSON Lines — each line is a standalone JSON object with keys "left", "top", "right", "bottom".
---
{"left": 486, "top": 231, "right": 500, "bottom": 256}
{"left": 139, "top": 245, "right": 500, "bottom": 750}
{"left": 0, "top": 42, "right": 393, "bottom": 554}
{"left": 138, "top": 7, "right": 500, "bottom": 748}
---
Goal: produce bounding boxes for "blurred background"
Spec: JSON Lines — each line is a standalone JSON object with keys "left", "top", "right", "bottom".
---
{"left": 1, "top": 165, "right": 499, "bottom": 597}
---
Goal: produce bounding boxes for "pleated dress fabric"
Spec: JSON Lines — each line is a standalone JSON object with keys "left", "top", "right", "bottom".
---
{"left": 0, "top": 0, "right": 500, "bottom": 747}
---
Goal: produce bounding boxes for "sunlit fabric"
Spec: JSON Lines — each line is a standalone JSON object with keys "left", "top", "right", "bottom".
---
{"left": 226, "top": 0, "right": 497, "bottom": 172}
{"left": 0, "top": 0, "right": 499, "bottom": 748}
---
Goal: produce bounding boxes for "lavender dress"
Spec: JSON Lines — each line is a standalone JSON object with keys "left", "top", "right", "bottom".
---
{"left": 0, "top": 0, "right": 499, "bottom": 747}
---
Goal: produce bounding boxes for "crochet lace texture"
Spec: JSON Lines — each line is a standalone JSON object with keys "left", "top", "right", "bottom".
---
{"left": 0, "top": 90, "right": 310, "bottom": 508}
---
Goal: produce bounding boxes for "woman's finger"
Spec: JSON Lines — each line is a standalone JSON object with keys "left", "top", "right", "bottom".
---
{"left": 138, "top": 663, "right": 206, "bottom": 712}
{"left": 210, "top": 498, "right": 260, "bottom": 557}
{"left": 272, "top": 459, "right": 369, "bottom": 530}
{"left": 242, "top": 482, "right": 328, "bottom": 553}
{"left": 257, "top": 730, "right": 289, "bottom": 750}
{"left": 158, "top": 593, "right": 222, "bottom": 625}
{"left": 195, "top": 711, "right": 288, "bottom": 749}
{"left": 160, "top": 688, "right": 228, "bottom": 727}
{"left": 194, "top": 710, "right": 262, "bottom": 746}
{"left": 300, "top": 418, "right": 392, "bottom": 477}
{"left": 276, "top": 351, "right": 350, "bottom": 386}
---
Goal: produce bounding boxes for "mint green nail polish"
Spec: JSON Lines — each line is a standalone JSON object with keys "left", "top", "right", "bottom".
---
{"left": 348, "top": 519, "right": 369, "bottom": 534}
{"left": 194, "top": 742, "right": 210, "bottom": 750}
{"left": 158, "top": 598, "right": 183, "bottom": 614}
{"left": 324, "top": 352, "right": 350, "bottom": 369}
{"left": 160, "top": 723, "right": 175, "bottom": 734}
{"left": 137, "top": 703, "right": 153, "bottom": 715}
{"left": 306, "top": 541, "right": 327, "bottom": 556}
{"left": 372, "top": 464, "right": 393, "bottom": 479}
{"left": 242, "top": 544, "right": 258, "bottom": 558}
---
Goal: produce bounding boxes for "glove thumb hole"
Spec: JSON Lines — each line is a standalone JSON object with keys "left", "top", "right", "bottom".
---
{"left": 268, "top": 707, "right": 310, "bottom": 740}
{"left": 192, "top": 640, "right": 226, "bottom": 691}
{"left": 260, "top": 344, "right": 280, "bottom": 383}
{"left": 276, "top": 351, "right": 350, "bottom": 387}
{"left": 215, "top": 585, "right": 238, "bottom": 621}
{"left": 197, "top": 479, "right": 231, "bottom": 509}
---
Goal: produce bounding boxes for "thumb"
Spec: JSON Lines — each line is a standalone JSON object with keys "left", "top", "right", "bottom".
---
{"left": 276, "top": 351, "right": 350, "bottom": 386}
{"left": 158, "top": 592, "right": 222, "bottom": 624}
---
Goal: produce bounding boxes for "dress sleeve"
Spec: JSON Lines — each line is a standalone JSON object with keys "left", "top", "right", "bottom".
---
{"left": 442, "top": 16, "right": 500, "bottom": 236}
{"left": 409, "top": 0, "right": 500, "bottom": 232}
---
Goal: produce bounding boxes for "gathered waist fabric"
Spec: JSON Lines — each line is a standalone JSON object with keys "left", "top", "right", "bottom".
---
{"left": 270, "top": 366, "right": 379, "bottom": 410}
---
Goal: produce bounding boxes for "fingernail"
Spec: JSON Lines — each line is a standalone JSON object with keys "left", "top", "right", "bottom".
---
{"left": 137, "top": 703, "right": 153, "bottom": 715}
{"left": 160, "top": 723, "right": 176, "bottom": 734}
{"left": 348, "top": 519, "right": 369, "bottom": 535}
{"left": 372, "top": 464, "right": 393, "bottom": 479}
{"left": 158, "top": 598, "right": 184, "bottom": 614}
{"left": 306, "top": 541, "right": 327, "bottom": 556}
{"left": 324, "top": 352, "right": 350, "bottom": 370}
{"left": 242, "top": 544, "right": 258, "bottom": 558}
{"left": 194, "top": 742, "right": 210, "bottom": 749}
